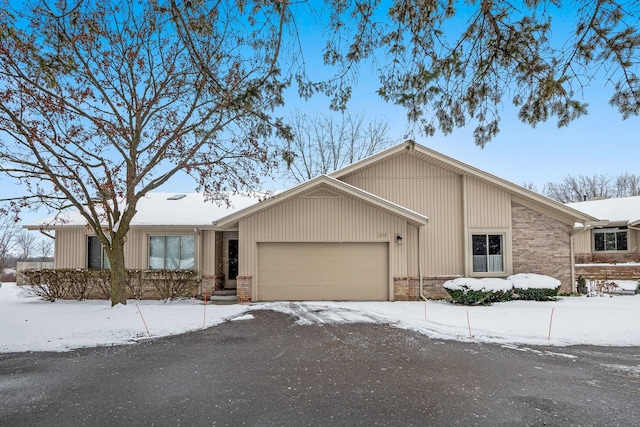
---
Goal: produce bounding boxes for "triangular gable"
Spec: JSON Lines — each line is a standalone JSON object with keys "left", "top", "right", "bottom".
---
{"left": 330, "top": 141, "right": 599, "bottom": 225}
{"left": 214, "top": 175, "right": 429, "bottom": 229}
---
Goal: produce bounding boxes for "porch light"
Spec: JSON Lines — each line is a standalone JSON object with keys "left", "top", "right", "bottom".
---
{"left": 396, "top": 234, "right": 403, "bottom": 245}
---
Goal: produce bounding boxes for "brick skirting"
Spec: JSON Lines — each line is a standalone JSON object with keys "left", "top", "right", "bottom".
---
{"left": 393, "top": 276, "right": 456, "bottom": 300}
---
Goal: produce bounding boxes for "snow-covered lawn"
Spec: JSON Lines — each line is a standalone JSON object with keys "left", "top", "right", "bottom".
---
{"left": 1, "top": 282, "right": 639, "bottom": 353}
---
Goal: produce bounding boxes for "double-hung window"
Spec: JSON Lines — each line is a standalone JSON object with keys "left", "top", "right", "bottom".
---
{"left": 594, "top": 227, "right": 628, "bottom": 252}
{"left": 87, "top": 236, "right": 110, "bottom": 269}
{"left": 149, "top": 235, "right": 195, "bottom": 270}
{"left": 472, "top": 233, "right": 504, "bottom": 273}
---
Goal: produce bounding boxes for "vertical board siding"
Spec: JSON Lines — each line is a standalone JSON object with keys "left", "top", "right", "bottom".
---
{"left": 54, "top": 227, "right": 213, "bottom": 272}
{"left": 466, "top": 177, "right": 511, "bottom": 228}
{"left": 341, "top": 152, "right": 464, "bottom": 276}
{"left": 573, "top": 230, "right": 592, "bottom": 253}
{"left": 239, "top": 191, "right": 411, "bottom": 289}
{"left": 200, "top": 230, "right": 216, "bottom": 276}
{"left": 124, "top": 229, "right": 144, "bottom": 268}
{"left": 54, "top": 228, "right": 87, "bottom": 268}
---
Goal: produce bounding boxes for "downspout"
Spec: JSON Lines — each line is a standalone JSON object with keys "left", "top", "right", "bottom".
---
{"left": 418, "top": 225, "right": 426, "bottom": 301}
{"left": 462, "top": 175, "right": 469, "bottom": 276}
{"left": 570, "top": 224, "right": 594, "bottom": 293}
{"left": 570, "top": 231, "right": 576, "bottom": 293}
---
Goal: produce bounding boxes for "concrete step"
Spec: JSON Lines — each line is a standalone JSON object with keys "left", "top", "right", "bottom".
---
{"left": 213, "top": 290, "right": 238, "bottom": 297}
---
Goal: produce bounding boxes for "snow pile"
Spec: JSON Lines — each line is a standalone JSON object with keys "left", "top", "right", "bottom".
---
{"left": 444, "top": 277, "right": 512, "bottom": 292}
{"left": 509, "top": 273, "right": 561, "bottom": 289}
{"left": 444, "top": 273, "right": 560, "bottom": 292}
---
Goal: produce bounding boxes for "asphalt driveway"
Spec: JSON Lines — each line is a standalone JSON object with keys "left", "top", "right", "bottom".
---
{"left": 1, "top": 308, "right": 639, "bottom": 426}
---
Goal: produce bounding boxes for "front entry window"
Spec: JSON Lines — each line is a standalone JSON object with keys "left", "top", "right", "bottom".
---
{"left": 472, "top": 234, "right": 504, "bottom": 273}
{"left": 228, "top": 239, "right": 239, "bottom": 280}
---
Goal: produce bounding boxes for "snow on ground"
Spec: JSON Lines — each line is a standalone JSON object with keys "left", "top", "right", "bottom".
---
{"left": 1, "top": 282, "right": 639, "bottom": 353}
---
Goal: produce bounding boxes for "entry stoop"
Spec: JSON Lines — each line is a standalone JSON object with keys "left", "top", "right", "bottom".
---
{"left": 209, "top": 289, "right": 238, "bottom": 304}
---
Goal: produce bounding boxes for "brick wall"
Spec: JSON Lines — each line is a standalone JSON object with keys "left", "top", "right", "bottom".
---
{"left": 236, "top": 275, "right": 253, "bottom": 303}
{"left": 575, "top": 264, "right": 640, "bottom": 281}
{"left": 393, "top": 276, "right": 455, "bottom": 300}
{"left": 575, "top": 252, "right": 640, "bottom": 264}
{"left": 511, "top": 202, "right": 574, "bottom": 293}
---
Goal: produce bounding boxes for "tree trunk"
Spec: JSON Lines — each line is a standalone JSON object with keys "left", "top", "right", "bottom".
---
{"left": 108, "top": 236, "right": 128, "bottom": 306}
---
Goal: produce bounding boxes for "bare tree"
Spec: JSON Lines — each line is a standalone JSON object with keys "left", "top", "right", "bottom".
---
{"left": 543, "top": 173, "right": 640, "bottom": 203}
{"left": 280, "top": 111, "right": 395, "bottom": 183}
{"left": 14, "top": 230, "right": 38, "bottom": 261}
{"left": 0, "top": 218, "right": 18, "bottom": 274}
{"left": 37, "top": 237, "right": 54, "bottom": 262}
{"left": 615, "top": 172, "right": 640, "bottom": 197}
{"left": 0, "top": 0, "right": 295, "bottom": 305}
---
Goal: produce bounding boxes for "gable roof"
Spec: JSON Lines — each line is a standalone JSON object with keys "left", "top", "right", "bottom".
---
{"left": 567, "top": 195, "right": 640, "bottom": 227}
{"left": 214, "top": 175, "right": 430, "bottom": 229}
{"left": 330, "top": 141, "right": 599, "bottom": 225}
{"left": 24, "top": 192, "right": 266, "bottom": 230}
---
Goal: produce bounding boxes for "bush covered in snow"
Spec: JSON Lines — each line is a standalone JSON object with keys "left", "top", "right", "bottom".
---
{"left": 444, "top": 274, "right": 561, "bottom": 305}
{"left": 509, "top": 273, "right": 561, "bottom": 301}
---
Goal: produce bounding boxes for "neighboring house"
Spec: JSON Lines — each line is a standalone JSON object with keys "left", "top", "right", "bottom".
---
{"left": 567, "top": 196, "right": 640, "bottom": 264}
{"left": 26, "top": 142, "right": 598, "bottom": 301}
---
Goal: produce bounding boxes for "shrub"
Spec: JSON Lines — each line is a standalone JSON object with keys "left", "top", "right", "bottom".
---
{"left": 443, "top": 278, "right": 513, "bottom": 305}
{"left": 512, "top": 286, "right": 560, "bottom": 301}
{"left": 21, "top": 269, "right": 69, "bottom": 301}
{"left": 147, "top": 270, "right": 199, "bottom": 300}
{"left": 126, "top": 269, "right": 145, "bottom": 300}
{"left": 67, "top": 269, "right": 93, "bottom": 300}
{"left": 446, "top": 289, "right": 493, "bottom": 305}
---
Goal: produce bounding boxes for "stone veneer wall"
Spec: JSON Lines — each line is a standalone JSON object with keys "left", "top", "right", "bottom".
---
{"left": 394, "top": 276, "right": 455, "bottom": 300}
{"left": 236, "top": 275, "right": 253, "bottom": 303}
{"left": 511, "top": 202, "right": 574, "bottom": 293}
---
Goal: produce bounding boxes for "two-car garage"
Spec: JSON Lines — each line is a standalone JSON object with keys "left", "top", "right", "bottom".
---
{"left": 257, "top": 242, "right": 389, "bottom": 301}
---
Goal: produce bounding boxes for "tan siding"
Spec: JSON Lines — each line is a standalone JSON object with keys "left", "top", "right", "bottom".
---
{"left": 466, "top": 177, "right": 511, "bottom": 229}
{"left": 341, "top": 152, "right": 464, "bottom": 276}
{"left": 123, "top": 229, "right": 145, "bottom": 268}
{"left": 239, "top": 191, "right": 412, "bottom": 299}
{"left": 573, "top": 230, "right": 592, "bottom": 253}
{"left": 200, "top": 230, "right": 217, "bottom": 276}
{"left": 54, "top": 228, "right": 87, "bottom": 268}
{"left": 405, "top": 224, "right": 419, "bottom": 276}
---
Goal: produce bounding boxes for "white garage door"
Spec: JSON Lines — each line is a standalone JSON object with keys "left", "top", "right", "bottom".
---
{"left": 257, "top": 242, "right": 389, "bottom": 301}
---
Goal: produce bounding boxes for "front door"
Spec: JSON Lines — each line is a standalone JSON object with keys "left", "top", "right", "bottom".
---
{"left": 225, "top": 238, "right": 239, "bottom": 289}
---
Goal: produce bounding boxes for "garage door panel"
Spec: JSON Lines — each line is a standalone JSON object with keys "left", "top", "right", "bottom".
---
{"left": 257, "top": 242, "right": 388, "bottom": 301}
{"left": 260, "top": 284, "right": 385, "bottom": 301}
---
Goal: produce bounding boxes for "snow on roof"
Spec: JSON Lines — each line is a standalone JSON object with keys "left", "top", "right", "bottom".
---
{"left": 26, "top": 192, "right": 269, "bottom": 229}
{"left": 566, "top": 195, "right": 640, "bottom": 226}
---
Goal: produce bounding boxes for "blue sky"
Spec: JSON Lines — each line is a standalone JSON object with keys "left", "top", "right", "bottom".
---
{"left": 5, "top": 1, "right": 639, "bottom": 225}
